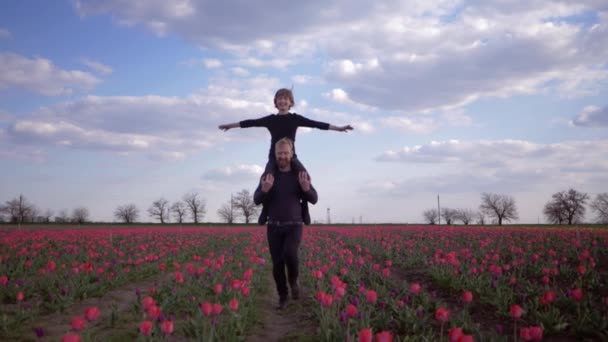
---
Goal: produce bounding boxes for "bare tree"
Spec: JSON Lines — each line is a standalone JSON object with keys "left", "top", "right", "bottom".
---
{"left": 590, "top": 193, "right": 608, "bottom": 224}
{"left": 2, "top": 194, "right": 35, "bottom": 223}
{"left": 475, "top": 212, "right": 486, "bottom": 225}
{"left": 217, "top": 196, "right": 239, "bottom": 224}
{"left": 28, "top": 206, "right": 41, "bottom": 222}
{"left": 422, "top": 209, "right": 439, "bottom": 224}
{"left": 170, "top": 201, "right": 187, "bottom": 224}
{"left": 233, "top": 189, "right": 259, "bottom": 224}
{"left": 543, "top": 199, "right": 566, "bottom": 224}
{"left": 557, "top": 189, "right": 589, "bottom": 225}
{"left": 114, "top": 204, "right": 139, "bottom": 224}
{"left": 183, "top": 192, "right": 206, "bottom": 223}
{"left": 72, "top": 207, "right": 90, "bottom": 224}
{"left": 455, "top": 209, "right": 475, "bottom": 225}
{"left": 479, "top": 193, "right": 518, "bottom": 226}
{"left": 440, "top": 208, "right": 458, "bottom": 225}
{"left": 55, "top": 209, "right": 70, "bottom": 223}
{"left": 148, "top": 198, "right": 170, "bottom": 224}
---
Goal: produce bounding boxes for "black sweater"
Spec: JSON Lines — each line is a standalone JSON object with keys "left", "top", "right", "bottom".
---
{"left": 240, "top": 113, "right": 330, "bottom": 157}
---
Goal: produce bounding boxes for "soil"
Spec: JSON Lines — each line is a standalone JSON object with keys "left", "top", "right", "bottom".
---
{"left": 246, "top": 271, "right": 318, "bottom": 342}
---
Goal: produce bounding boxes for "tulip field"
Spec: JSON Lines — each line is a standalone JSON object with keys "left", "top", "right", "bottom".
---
{"left": 1, "top": 225, "right": 607, "bottom": 341}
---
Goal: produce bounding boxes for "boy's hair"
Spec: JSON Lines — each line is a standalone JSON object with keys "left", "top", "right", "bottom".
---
{"left": 274, "top": 88, "right": 294, "bottom": 109}
{"left": 275, "top": 137, "right": 294, "bottom": 151}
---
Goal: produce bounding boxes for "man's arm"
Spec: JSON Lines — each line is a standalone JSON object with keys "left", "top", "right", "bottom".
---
{"left": 303, "top": 185, "right": 318, "bottom": 204}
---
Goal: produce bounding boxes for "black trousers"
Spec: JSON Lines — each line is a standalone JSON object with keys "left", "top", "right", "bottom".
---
{"left": 266, "top": 223, "right": 303, "bottom": 300}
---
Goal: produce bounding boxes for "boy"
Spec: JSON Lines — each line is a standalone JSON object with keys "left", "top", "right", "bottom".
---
{"left": 218, "top": 88, "right": 353, "bottom": 224}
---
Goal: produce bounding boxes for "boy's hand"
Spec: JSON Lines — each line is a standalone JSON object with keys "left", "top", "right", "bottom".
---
{"left": 298, "top": 171, "right": 311, "bottom": 192}
{"left": 261, "top": 174, "right": 274, "bottom": 192}
{"left": 218, "top": 124, "right": 232, "bottom": 131}
{"left": 340, "top": 125, "right": 354, "bottom": 132}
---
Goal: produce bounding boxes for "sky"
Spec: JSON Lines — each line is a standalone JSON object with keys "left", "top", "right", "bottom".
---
{"left": 1, "top": 0, "right": 607, "bottom": 224}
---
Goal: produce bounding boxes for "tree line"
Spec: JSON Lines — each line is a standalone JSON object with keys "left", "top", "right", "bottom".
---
{"left": 422, "top": 190, "right": 608, "bottom": 225}
{"left": 0, "top": 190, "right": 259, "bottom": 224}
{"left": 2, "top": 188, "right": 606, "bottom": 225}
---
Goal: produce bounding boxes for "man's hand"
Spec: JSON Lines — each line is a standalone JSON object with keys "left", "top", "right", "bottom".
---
{"left": 339, "top": 125, "right": 354, "bottom": 132}
{"left": 261, "top": 173, "right": 274, "bottom": 192}
{"left": 298, "top": 171, "right": 311, "bottom": 192}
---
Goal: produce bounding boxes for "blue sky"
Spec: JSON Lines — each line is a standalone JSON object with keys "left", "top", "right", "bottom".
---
{"left": 1, "top": 0, "right": 607, "bottom": 224}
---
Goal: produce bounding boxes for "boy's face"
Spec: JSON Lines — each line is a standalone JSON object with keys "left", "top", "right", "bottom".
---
{"left": 275, "top": 95, "right": 292, "bottom": 112}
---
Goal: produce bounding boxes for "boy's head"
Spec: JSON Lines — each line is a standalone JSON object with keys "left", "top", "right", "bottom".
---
{"left": 274, "top": 88, "right": 294, "bottom": 111}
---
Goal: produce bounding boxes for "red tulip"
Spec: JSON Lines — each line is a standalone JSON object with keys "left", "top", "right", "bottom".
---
{"left": 201, "top": 302, "right": 212, "bottom": 316}
{"left": 71, "top": 317, "right": 86, "bottom": 332}
{"left": 241, "top": 286, "right": 251, "bottom": 297}
{"left": 142, "top": 296, "right": 155, "bottom": 310}
{"left": 510, "top": 304, "right": 523, "bottom": 319}
{"left": 0, "top": 275, "right": 8, "bottom": 286}
{"left": 139, "top": 321, "right": 153, "bottom": 336}
{"left": 540, "top": 291, "right": 556, "bottom": 305}
{"left": 16, "top": 291, "right": 24, "bottom": 302}
{"left": 212, "top": 303, "right": 223, "bottom": 315}
{"left": 346, "top": 304, "right": 358, "bottom": 318}
{"left": 84, "top": 306, "right": 100, "bottom": 321}
{"left": 410, "top": 283, "right": 421, "bottom": 295}
{"left": 462, "top": 291, "right": 473, "bottom": 303}
{"left": 358, "top": 328, "right": 373, "bottom": 342}
{"left": 366, "top": 290, "right": 377, "bottom": 304}
{"left": 161, "top": 320, "right": 174, "bottom": 335}
{"left": 571, "top": 288, "right": 583, "bottom": 301}
{"left": 458, "top": 335, "right": 475, "bottom": 342}
{"left": 229, "top": 298, "right": 239, "bottom": 312}
{"left": 435, "top": 307, "right": 450, "bottom": 322}
{"left": 375, "top": 331, "right": 393, "bottom": 342}
{"left": 61, "top": 333, "right": 81, "bottom": 342}
{"left": 448, "top": 327, "right": 463, "bottom": 342}
{"left": 214, "top": 283, "right": 223, "bottom": 294}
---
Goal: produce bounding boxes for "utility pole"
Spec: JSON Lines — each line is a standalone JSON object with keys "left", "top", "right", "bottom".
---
{"left": 437, "top": 194, "right": 441, "bottom": 225}
{"left": 327, "top": 207, "right": 331, "bottom": 224}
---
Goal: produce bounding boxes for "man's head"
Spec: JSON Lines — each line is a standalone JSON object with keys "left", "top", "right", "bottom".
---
{"left": 274, "top": 88, "right": 294, "bottom": 112}
{"left": 275, "top": 137, "right": 294, "bottom": 170}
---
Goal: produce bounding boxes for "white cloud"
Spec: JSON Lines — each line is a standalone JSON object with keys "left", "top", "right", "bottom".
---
{"left": 203, "top": 164, "right": 264, "bottom": 181}
{"left": 376, "top": 139, "right": 608, "bottom": 173}
{"left": 0, "top": 52, "right": 100, "bottom": 96}
{"left": 72, "top": 1, "right": 608, "bottom": 112}
{"left": 203, "top": 58, "right": 222, "bottom": 68}
{"left": 365, "top": 139, "right": 608, "bottom": 198}
{"left": 0, "top": 28, "right": 10, "bottom": 39}
{"left": 81, "top": 57, "right": 113, "bottom": 75}
{"left": 571, "top": 105, "right": 608, "bottom": 127}
{"left": 231, "top": 67, "right": 249, "bottom": 76}
{"left": 292, "top": 74, "right": 322, "bottom": 85}
{"left": 380, "top": 116, "right": 438, "bottom": 134}
{"left": 2, "top": 76, "right": 287, "bottom": 157}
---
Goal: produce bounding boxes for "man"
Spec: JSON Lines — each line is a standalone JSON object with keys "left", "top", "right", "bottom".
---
{"left": 254, "top": 137, "right": 318, "bottom": 310}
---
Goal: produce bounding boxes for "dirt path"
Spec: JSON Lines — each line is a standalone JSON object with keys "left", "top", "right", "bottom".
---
{"left": 246, "top": 271, "right": 318, "bottom": 342}
{"left": 16, "top": 273, "right": 172, "bottom": 342}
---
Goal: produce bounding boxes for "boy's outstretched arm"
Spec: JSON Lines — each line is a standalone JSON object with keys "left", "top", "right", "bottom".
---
{"left": 220, "top": 115, "right": 273, "bottom": 131}
{"left": 328, "top": 124, "right": 354, "bottom": 132}
{"left": 218, "top": 122, "right": 240, "bottom": 131}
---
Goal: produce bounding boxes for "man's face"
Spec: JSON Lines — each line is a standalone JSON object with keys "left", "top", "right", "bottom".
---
{"left": 275, "top": 143, "right": 293, "bottom": 169}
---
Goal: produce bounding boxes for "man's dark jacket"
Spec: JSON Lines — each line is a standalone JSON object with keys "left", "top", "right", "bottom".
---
{"left": 253, "top": 170, "right": 317, "bottom": 225}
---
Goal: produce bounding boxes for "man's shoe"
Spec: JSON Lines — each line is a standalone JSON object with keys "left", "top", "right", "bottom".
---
{"left": 276, "top": 297, "right": 288, "bottom": 310}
